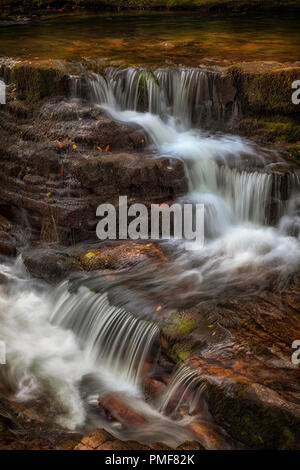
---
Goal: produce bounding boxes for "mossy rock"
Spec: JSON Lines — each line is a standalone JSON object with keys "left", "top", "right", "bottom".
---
{"left": 163, "top": 310, "right": 197, "bottom": 340}
{"left": 204, "top": 380, "right": 300, "bottom": 449}
{"left": 229, "top": 63, "right": 300, "bottom": 116}
{"left": 170, "top": 341, "right": 195, "bottom": 362}
{"left": 0, "top": 61, "right": 69, "bottom": 101}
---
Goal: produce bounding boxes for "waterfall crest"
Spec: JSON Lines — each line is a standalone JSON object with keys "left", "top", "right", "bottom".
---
{"left": 74, "top": 66, "right": 237, "bottom": 127}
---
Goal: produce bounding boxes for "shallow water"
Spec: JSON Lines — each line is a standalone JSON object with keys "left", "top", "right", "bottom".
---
{"left": 0, "top": 12, "right": 299, "bottom": 65}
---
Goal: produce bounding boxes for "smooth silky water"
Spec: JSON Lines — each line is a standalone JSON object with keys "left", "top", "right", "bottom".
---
{"left": 0, "top": 62, "right": 300, "bottom": 446}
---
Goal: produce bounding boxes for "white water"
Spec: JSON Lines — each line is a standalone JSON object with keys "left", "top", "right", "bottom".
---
{"left": 0, "top": 259, "right": 194, "bottom": 445}
{"left": 159, "top": 365, "right": 205, "bottom": 416}
{"left": 83, "top": 67, "right": 237, "bottom": 127}
{"left": 50, "top": 285, "right": 158, "bottom": 389}
{"left": 0, "top": 67, "right": 299, "bottom": 445}
{"left": 81, "top": 70, "right": 300, "bottom": 290}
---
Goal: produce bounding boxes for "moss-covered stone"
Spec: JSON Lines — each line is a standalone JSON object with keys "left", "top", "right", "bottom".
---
{"left": 0, "top": 61, "right": 69, "bottom": 101}
{"left": 164, "top": 310, "right": 197, "bottom": 340}
{"left": 204, "top": 380, "right": 300, "bottom": 449}
{"left": 229, "top": 62, "right": 300, "bottom": 116}
{"left": 170, "top": 341, "right": 194, "bottom": 362}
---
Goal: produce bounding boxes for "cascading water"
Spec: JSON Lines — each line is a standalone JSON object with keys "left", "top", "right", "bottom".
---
{"left": 76, "top": 66, "right": 238, "bottom": 127}
{"left": 50, "top": 285, "right": 158, "bottom": 389}
{"left": 0, "top": 64, "right": 300, "bottom": 448}
{"left": 76, "top": 66, "right": 300, "bottom": 298}
{"left": 159, "top": 366, "right": 205, "bottom": 416}
{"left": 0, "top": 259, "right": 194, "bottom": 445}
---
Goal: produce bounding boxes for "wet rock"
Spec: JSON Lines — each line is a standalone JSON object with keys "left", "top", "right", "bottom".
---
{"left": 0, "top": 60, "right": 70, "bottom": 100}
{"left": 160, "top": 276, "right": 300, "bottom": 449}
{"left": 0, "top": 395, "right": 82, "bottom": 450}
{"left": 203, "top": 378, "right": 300, "bottom": 450}
{"left": 22, "top": 246, "right": 76, "bottom": 283}
{"left": 229, "top": 61, "right": 300, "bottom": 116}
{"left": 143, "top": 376, "right": 167, "bottom": 402}
{"left": 22, "top": 240, "right": 168, "bottom": 282}
{"left": 74, "top": 428, "right": 204, "bottom": 451}
{"left": 188, "top": 419, "right": 235, "bottom": 450}
{"left": 0, "top": 85, "right": 187, "bottom": 248}
{"left": 0, "top": 215, "right": 16, "bottom": 256}
{"left": 74, "top": 428, "right": 150, "bottom": 450}
{"left": 176, "top": 440, "right": 204, "bottom": 450}
{"left": 98, "top": 393, "right": 148, "bottom": 428}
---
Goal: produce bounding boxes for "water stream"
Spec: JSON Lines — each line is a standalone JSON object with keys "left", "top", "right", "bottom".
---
{"left": 0, "top": 63, "right": 299, "bottom": 447}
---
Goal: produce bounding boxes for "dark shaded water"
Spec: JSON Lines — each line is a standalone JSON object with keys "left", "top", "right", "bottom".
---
{"left": 0, "top": 12, "right": 299, "bottom": 65}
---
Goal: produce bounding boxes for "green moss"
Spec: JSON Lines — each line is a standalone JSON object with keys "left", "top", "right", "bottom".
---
{"left": 204, "top": 381, "right": 300, "bottom": 450}
{"left": 1, "top": 62, "right": 69, "bottom": 101}
{"left": 164, "top": 311, "right": 197, "bottom": 340}
{"left": 170, "top": 341, "right": 194, "bottom": 363}
{"left": 229, "top": 65, "right": 299, "bottom": 116}
{"left": 280, "top": 427, "right": 296, "bottom": 450}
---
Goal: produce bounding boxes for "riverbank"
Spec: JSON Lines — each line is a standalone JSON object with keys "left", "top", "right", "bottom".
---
{"left": 1, "top": 0, "right": 300, "bottom": 20}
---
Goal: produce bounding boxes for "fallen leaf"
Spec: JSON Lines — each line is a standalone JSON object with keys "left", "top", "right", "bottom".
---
{"left": 156, "top": 306, "right": 162, "bottom": 312}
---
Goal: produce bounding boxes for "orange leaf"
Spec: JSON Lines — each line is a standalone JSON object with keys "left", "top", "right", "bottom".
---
{"left": 105, "top": 145, "right": 110, "bottom": 152}
{"left": 97, "top": 146, "right": 102, "bottom": 152}
{"left": 156, "top": 306, "right": 162, "bottom": 312}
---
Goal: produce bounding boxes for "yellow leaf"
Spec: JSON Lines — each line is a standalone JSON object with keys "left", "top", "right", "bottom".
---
{"left": 73, "top": 144, "right": 77, "bottom": 150}
{"left": 85, "top": 252, "right": 95, "bottom": 258}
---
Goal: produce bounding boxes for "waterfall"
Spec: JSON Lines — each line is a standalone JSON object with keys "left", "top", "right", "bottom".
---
{"left": 74, "top": 66, "right": 235, "bottom": 127}
{"left": 50, "top": 284, "right": 159, "bottom": 389}
{"left": 279, "top": 172, "right": 300, "bottom": 239}
{"left": 1, "top": 64, "right": 299, "bottom": 444}
{"left": 70, "top": 67, "right": 300, "bottom": 298}
{"left": 72, "top": 67, "right": 288, "bottom": 228}
{"left": 159, "top": 366, "right": 204, "bottom": 415}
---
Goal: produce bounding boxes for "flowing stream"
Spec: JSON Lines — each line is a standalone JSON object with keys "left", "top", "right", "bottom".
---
{"left": 0, "top": 65, "right": 300, "bottom": 447}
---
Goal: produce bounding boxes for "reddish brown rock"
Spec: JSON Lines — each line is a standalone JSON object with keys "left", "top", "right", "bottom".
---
{"left": 143, "top": 377, "right": 167, "bottom": 402}
{"left": 160, "top": 277, "right": 300, "bottom": 449}
{"left": 98, "top": 393, "right": 148, "bottom": 428}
